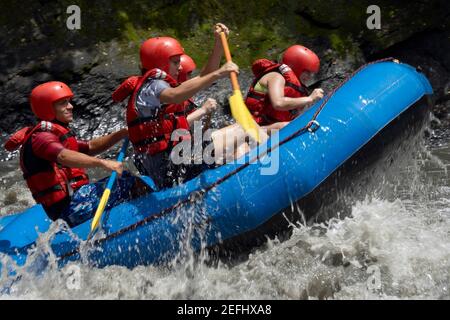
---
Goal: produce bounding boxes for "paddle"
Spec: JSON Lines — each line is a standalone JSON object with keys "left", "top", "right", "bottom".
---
{"left": 90, "top": 137, "right": 129, "bottom": 235}
{"left": 219, "top": 32, "right": 262, "bottom": 143}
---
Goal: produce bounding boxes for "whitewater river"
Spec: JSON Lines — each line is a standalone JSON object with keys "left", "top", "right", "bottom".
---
{"left": 0, "top": 111, "right": 448, "bottom": 300}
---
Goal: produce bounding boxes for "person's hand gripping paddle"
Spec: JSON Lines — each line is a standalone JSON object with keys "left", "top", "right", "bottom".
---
{"left": 89, "top": 138, "right": 129, "bottom": 238}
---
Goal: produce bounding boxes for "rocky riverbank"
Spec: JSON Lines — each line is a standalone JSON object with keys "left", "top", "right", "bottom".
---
{"left": 0, "top": 0, "right": 448, "bottom": 160}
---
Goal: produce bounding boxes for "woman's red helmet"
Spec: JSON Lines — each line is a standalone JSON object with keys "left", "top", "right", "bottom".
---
{"left": 281, "top": 45, "right": 320, "bottom": 78}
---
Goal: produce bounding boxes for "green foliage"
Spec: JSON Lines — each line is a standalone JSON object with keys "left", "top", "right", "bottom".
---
{"left": 0, "top": 0, "right": 447, "bottom": 67}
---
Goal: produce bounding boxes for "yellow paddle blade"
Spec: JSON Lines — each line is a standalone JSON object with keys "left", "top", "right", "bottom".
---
{"left": 90, "top": 188, "right": 111, "bottom": 232}
{"left": 229, "top": 90, "right": 261, "bottom": 143}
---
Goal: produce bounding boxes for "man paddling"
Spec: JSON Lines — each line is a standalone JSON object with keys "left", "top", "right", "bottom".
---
{"left": 4, "top": 81, "right": 132, "bottom": 227}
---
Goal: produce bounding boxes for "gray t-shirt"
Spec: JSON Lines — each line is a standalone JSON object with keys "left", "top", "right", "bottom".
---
{"left": 135, "top": 79, "right": 170, "bottom": 118}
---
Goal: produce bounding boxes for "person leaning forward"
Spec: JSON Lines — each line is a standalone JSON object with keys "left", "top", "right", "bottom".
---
{"left": 245, "top": 45, "right": 325, "bottom": 132}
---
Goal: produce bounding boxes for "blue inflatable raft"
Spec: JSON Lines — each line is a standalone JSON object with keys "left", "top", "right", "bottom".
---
{"left": 0, "top": 60, "right": 433, "bottom": 275}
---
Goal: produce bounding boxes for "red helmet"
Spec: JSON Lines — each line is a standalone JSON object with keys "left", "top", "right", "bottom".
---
{"left": 140, "top": 37, "right": 185, "bottom": 74}
{"left": 281, "top": 45, "right": 320, "bottom": 78}
{"left": 30, "top": 81, "right": 74, "bottom": 121}
{"left": 178, "top": 54, "right": 197, "bottom": 82}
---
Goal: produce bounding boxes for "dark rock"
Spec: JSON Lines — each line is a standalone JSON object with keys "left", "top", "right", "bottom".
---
{"left": 0, "top": 0, "right": 448, "bottom": 161}
{"left": 369, "top": 29, "right": 450, "bottom": 120}
{"left": 3, "top": 191, "right": 17, "bottom": 206}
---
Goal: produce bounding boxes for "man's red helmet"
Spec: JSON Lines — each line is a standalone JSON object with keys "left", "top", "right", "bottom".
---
{"left": 140, "top": 37, "right": 185, "bottom": 74}
{"left": 178, "top": 54, "right": 197, "bottom": 82}
{"left": 30, "top": 81, "right": 74, "bottom": 121}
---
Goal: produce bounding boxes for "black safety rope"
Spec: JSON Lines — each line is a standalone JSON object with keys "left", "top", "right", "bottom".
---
{"left": 60, "top": 57, "right": 397, "bottom": 259}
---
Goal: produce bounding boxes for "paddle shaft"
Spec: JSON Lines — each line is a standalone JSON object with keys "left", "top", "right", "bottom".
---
{"left": 90, "top": 137, "right": 129, "bottom": 233}
{"left": 219, "top": 32, "right": 263, "bottom": 143}
{"left": 219, "top": 32, "right": 240, "bottom": 91}
{"left": 105, "top": 139, "right": 128, "bottom": 190}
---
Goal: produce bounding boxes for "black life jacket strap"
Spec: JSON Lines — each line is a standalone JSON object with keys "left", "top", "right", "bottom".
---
{"left": 246, "top": 91, "right": 266, "bottom": 101}
{"left": 285, "top": 81, "right": 309, "bottom": 95}
{"left": 59, "top": 131, "right": 74, "bottom": 142}
{"left": 133, "top": 135, "right": 168, "bottom": 147}
{"left": 32, "top": 184, "right": 64, "bottom": 199}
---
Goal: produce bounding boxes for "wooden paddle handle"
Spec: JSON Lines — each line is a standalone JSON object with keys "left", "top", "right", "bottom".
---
{"left": 219, "top": 32, "right": 240, "bottom": 91}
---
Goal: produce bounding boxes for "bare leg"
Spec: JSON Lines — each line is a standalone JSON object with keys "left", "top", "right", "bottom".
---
{"left": 234, "top": 140, "right": 251, "bottom": 159}
{"left": 211, "top": 123, "right": 270, "bottom": 164}
{"left": 233, "top": 122, "right": 289, "bottom": 160}
{"left": 209, "top": 117, "right": 294, "bottom": 164}
{"left": 211, "top": 124, "right": 244, "bottom": 164}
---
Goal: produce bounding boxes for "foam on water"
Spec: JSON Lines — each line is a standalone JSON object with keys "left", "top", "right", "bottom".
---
{"left": 0, "top": 162, "right": 34, "bottom": 217}
{"left": 0, "top": 123, "right": 449, "bottom": 299}
{"left": 2, "top": 194, "right": 448, "bottom": 300}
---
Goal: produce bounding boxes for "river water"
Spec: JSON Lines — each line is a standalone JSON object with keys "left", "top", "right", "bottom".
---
{"left": 0, "top": 102, "right": 448, "bottom": 300}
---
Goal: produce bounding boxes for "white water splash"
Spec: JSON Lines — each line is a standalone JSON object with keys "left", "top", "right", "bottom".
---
{"left": 0, "top": 123, "right": 449, "bottom": 300}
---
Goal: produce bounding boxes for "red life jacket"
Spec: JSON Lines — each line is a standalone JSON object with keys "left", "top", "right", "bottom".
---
{"left": 4, "top": 121, "right": 89, "bottom": 208}
{"left": 245, "top": 59, "right": 308, "bottom": 125}
{"left": 183, "top": 98, "right": 198, "bottom": 115}
{"left": 112, "top": 76, "right": 140, "bottom": 103}
{"left": 114, "top": 69, "right": 193, "bottom": 155}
